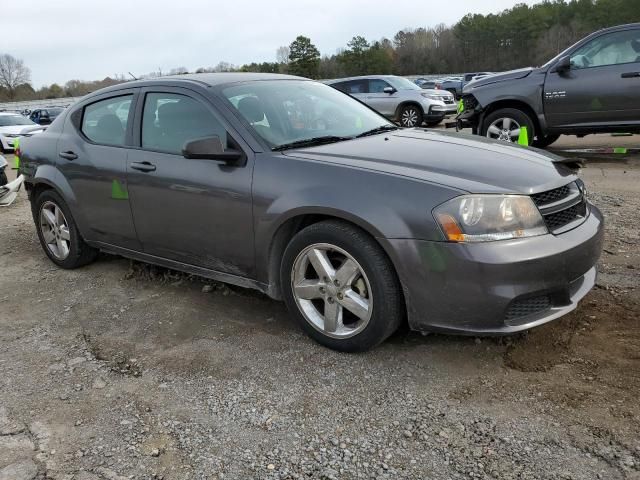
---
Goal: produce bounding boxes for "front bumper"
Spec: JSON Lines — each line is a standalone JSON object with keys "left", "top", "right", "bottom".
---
{"left": 387, "top": 205, "right": 604, "bottom": 335}
{"left": 0, "top": 136, "right": 16, "bottom": 151}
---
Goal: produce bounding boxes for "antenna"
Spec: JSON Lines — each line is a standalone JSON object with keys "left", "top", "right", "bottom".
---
{"left": 128, "top": 72, "right": 138, "bottom": 80}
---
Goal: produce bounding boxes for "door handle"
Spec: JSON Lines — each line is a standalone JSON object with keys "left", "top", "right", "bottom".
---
{"left": 130, "top": 161, "right": 156, "bottom": 172}
{"left": 621, "top": 72, "right": 640, "bottom": 78}
{"left": 58, "top": 151, "right": 78, "bottom": 160}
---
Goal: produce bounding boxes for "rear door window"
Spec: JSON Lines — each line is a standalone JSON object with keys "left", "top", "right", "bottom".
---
{"left": 81, "top": 95, "right": 133, "bottom": 146}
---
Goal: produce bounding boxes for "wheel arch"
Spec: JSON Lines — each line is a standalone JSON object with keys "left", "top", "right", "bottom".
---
{"left": 481, "top": 99, "right": 541, "bottom": 137}
{"left": 264, "top": 209, "right": 402, "bottom": 302}
{"left": 26, "top": 166, "right": 88, "bottom": 235}
{"left": 393, "top": 100, "right": 424, "bottom": 122}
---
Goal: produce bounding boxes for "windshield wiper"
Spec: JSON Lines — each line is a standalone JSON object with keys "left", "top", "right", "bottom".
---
{"left": 355, "top": 125, "right": 399, "bottom": 138}
{"left": 272, "top": 135, "right": 353, "bottom": 151}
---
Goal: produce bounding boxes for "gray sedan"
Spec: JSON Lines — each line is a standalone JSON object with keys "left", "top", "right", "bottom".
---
{"left": 19, "top": 73, "right": 603, "bottom": 352}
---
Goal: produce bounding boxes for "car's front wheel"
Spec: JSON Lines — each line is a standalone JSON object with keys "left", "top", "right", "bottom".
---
{"left": 482, "top": 108, "right": 535, "bottom": 145}
{"left": 399, "top": 104, "right": 423, "bottom": 128}
{"left": 33, "top": 190, "right": 98, "bottom": 269}
{"left": 281, "top": 221, "right": 404, "bottom": 352}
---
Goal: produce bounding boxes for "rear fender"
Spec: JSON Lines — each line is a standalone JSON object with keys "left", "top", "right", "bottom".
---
{"left": 29, "top": 165, "right": 89, "bottom": 234}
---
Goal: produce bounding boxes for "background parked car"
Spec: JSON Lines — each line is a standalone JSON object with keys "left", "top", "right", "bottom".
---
{"left": 458, "top": 23, "right": 640, "bottom": 146}
{"left": 327, "top": 75, "right": 456, "bottom": 127}
{"left": 414, "top": 78, "right": 438, "bottom": 89}
{"left": 0, "top": 112, "right": 42, "bottom": 153}
{"left": 437, "top": 73, "right": 493, "bottom": 98}
{"left": 29, "top": 107, "right": 65, "bottom": 125}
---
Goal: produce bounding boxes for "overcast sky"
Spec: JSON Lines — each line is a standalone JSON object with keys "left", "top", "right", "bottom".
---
{"left": 6, "top": 0, "right": 541, "bottom": 88}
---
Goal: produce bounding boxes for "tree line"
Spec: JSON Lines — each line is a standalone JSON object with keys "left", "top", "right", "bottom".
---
{"left": 1, "top": 0, "right": 638, "bottom": 102}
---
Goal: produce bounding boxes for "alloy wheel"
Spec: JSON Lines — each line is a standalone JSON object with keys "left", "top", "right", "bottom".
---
{"left": 401, "top": 108, "right": 419, "bottom": 127}
{"left": 39, "top": 201, "right": 71, "bottom": 260}
{"left": 291, "top": 243, "right": 373, "bottom": 339}
{"left": 486, "top": 117, "right": 521, "bottom": 142}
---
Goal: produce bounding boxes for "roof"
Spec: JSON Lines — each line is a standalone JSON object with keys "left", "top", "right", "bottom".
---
{"left": 325, "top": 75, "right": 400, "bottom": 84}
{"left": 137, "top": 72, "right": 305, "bottom": 87}
{"left": 89, "top": 72, "right": 309, "bottom": 97}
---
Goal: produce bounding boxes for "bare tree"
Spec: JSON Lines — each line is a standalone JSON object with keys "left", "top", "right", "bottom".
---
{"left": 0, "top": 54, "right": 31, "bottom": 99}
{"left": 276, "top": 46, "right": 290, "bottom": 64}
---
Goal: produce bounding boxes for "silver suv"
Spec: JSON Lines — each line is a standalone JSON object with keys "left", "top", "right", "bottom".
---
{"left": 327, "top": 75, "right": 456, "bottom": 127}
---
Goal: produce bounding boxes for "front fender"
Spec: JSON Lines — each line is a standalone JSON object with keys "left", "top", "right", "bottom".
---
{"left": 251, "top": 154, "right": 462, "bottom": 285}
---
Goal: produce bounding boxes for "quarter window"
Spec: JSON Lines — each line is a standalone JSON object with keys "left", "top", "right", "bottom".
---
{"left": 81, "top": 95, "right": 133, "bottom": 146}
{"left": 570, "top": 30, "right": 640, "bottom": 69}
{"left": 141, "top": 93, "right": 226, "bottom": 155}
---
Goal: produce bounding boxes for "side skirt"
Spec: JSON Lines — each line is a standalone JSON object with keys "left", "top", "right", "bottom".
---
{"left": 89, "top": 241, "right": 272, "bottom": 296}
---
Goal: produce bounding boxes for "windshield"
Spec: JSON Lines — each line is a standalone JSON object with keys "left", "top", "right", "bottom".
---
{"left": 386, "top": 76, "right": 421, "bottom": 91}
{"left": 0, "top": 115, "right": 35, "bottom": 127}
{"left": 222, "top": 80, "right": 393, "bottom": 149}
{"left": 48, "top": 108, "right": 64, "bottom": 116}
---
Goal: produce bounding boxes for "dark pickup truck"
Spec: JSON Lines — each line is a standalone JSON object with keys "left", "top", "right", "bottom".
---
{"left": 457, "top": 23, "right": 640, "bottom": 147}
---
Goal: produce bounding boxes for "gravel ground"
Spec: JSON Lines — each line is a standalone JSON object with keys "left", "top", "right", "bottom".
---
{"left": 0, "top": 153, "right": 639, "bottom": 480}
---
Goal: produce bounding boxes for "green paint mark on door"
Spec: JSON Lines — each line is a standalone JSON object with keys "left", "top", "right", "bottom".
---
{"left": 111, "top": 179, "right": 129, "bottom": 200}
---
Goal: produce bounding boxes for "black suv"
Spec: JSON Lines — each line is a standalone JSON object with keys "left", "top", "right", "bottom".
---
{"left": 458, "top": 23, "right": 640, "bottom": 147}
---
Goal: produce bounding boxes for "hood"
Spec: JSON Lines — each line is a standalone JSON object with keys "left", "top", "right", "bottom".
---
{"left": 20, "top": 125, "right": 45, "bottom": 135}
{"left": 464, "top": 67, "right": 533, "bottom": 91}
{"left": 283, "top": 129, "right": 576, "bottom": 194}
{"left": 0, "top": 125, "right": 33, "bottom": 135}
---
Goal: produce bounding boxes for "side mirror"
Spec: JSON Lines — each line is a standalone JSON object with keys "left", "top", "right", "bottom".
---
{"left": 552, "top": 55, "right": 571, "bottom": 74}
{"left": 182, "top": 135, "right": 243, "bottom": 163}
{"left": 383, "top": 86, "right": 396, "bottom": 94}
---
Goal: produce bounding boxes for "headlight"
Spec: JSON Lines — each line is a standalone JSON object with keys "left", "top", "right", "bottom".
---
{"left": 421, "top": 93, "right": 442, "bottom": 100}
{"left": 576, "top": 179, "right": 588, "bottom": 200}
{"left": 434, "top": 195, "right": 548, "bottom": 242}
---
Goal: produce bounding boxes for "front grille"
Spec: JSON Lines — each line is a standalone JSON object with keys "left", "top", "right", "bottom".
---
{"left": 506, "top": 295, "right": 551, "bottom": 321}
{"left": 531, "top": 185, "right": 571, "bottom": 206}
{"left": 531, "top": 182, "right": 586, "bottom": 233}
{"left": 544, "top": 204, "right": 581, "bottom": 230}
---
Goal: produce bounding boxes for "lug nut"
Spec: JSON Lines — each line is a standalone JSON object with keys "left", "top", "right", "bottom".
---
{"left": 333, "top": 280, "right": 340, "bottom": 287}
{"left": 327, "top": 297, "right": 335, "bottom": 304}
{"left": 337, "top": 293, "right": 344, "bottom": 300}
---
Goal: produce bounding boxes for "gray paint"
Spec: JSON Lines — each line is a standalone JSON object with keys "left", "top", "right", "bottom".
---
{"left": 462, "top": 23, "right": 640, "bottom": 136}
{"left": 19, "top": 73, "right": 603, "bottom": 334}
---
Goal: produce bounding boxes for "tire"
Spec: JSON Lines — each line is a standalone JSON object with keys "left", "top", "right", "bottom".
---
{"left": 481, "top": 108, "right": 535, "bottom": 145}
{"left": 398, "top": 104, "right": 423, "bottom": 128}
{"left": 0, "top": 170, "right": 7, "bottom": 186}
{"left": 32, "top": 190, "right": 98, "bottom": 269}
{"left": 280, "top": 220, "right": 404, "bottom": 352}
{"left": 532, "top": 134, "right": 560, "bottom": 149}
{"left": 425, "top": 119, "right": 443, "bottom": 127}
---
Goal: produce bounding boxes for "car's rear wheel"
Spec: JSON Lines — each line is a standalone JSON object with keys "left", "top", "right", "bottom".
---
{"left": 281, "top": 220, "right": 404, "bottom": 352}
{"left": 533, "top": 134, "right": 560, "bottom": 149}
{"left": 482, "top": 108, "right": 535, "bottom": 145}
{"left": 399, "top": 104, "right": 423, "bottom": 128}
{"left": 33, "top": 190, "right": 98, "bottom": 269}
